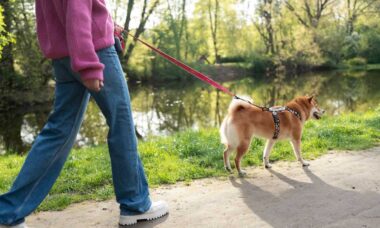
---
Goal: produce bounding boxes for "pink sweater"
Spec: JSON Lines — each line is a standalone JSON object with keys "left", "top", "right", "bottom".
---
{"left": 35, "top": 0, "right": 115, "bottom": 81}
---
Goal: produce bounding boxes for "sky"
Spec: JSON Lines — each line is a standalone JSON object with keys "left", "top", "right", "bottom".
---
{"left": 107, "top": 0, "right": 257, "bottom": 29}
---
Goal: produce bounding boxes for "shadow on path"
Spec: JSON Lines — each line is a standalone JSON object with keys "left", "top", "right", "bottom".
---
{"left": 229, "top": 167, "right": 380, "bottom": 227}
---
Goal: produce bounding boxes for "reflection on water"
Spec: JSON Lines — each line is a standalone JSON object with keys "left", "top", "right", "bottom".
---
{"left": 0, "top": 70, "right": 379, "bottom": 154}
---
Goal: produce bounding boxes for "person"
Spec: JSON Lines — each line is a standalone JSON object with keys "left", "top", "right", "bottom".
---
{"left": 0, "top": 0, "right": 168, "bottom": 227}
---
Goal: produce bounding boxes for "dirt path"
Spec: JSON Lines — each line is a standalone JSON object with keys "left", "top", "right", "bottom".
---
{"left": 28, "top": 147, "right": 380, "bottom": 228}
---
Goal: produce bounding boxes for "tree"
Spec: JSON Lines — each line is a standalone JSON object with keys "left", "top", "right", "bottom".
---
{"left": 254, "top": 0, "right": 279, "bottom": 55}
{"left": 123, "top": 0, "right": 160, "bottom": 65}
{"left": 0, "top": 5, "right": 13, "bottom": 60}
{"left": 0, "top": 0, "right": 16, "bottom": 88}
{"left": 13, "top": 0, "right": 51, "bottom": 87}
{"left": 165, "top": 0, "right": 188, "bottom": 60}
{"left": 1, "top": 0, "right": 51, "bottom": 96}
{"left": 285, "top": 0, "right": 335, "bottom": 29}
{"left": 207, "top": 0, "right": 220, "bottom": 63}
{"left": 345, "top": 0, "right": 378, "bottom": 34}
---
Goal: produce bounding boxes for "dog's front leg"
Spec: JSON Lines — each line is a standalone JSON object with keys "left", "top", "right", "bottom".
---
{"left": 263, "top": 139, "right": 275, "bottom": 168}
{"left": 290, "top": 139, "right": 309, "bottom": 167}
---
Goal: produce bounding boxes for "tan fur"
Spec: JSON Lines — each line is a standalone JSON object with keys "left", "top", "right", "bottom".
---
{"left": 220, "top": 96, "right": 325, "bottom": 176}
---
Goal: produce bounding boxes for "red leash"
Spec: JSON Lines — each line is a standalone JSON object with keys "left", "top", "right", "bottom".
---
{"left": 115, "top": 26, "right": 236, "bottom": 97}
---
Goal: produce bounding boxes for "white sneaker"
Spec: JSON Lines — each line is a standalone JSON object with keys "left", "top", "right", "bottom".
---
{"left": 0, "top": 223, "right": 28, "bottom": 228}
{"left": 119, "top": 201, "right": 169, "bottom": 226}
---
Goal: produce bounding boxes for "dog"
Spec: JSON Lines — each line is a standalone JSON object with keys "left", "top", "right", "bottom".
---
{"left": 220, "top": 96, "right": 325, "bottom": 176}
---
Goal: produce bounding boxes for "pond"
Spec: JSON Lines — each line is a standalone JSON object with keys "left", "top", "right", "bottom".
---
{"left": 0, "top": 69, "right": 379, "bottom": 154}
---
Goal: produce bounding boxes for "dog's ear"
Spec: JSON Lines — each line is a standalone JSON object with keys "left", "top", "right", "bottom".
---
{"left": 308, "top": 96, "right": 314, "bottom": 103}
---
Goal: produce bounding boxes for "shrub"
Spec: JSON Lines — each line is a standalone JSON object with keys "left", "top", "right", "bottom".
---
{"left": 219, "top": 56, "right": 246, "bottom": 63}
{"left": 251, "top": 55, "right": 276, "bottom": 74}
{"left": 346, "top": 57, "right": 367, "bottom": 67}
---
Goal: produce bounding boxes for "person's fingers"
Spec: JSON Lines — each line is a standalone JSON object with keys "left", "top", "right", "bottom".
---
{"left": 83, "top": 79, "right": 101, "bottom": 92}
{"left": 95, "top": 81, "right": 101, "bottom": 92}
{"left": 95, "top": 85, "right": 100, "bottom": 92}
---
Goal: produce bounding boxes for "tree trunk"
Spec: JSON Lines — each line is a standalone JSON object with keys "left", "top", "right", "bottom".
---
{"left": 345, "top": 0, "right": 377, "bottom": 35}
{"left": 255, "top": 0, "right": 276, "bottom": 55}
{"left": 0, "top": 0, "right": 15, "bottom": 87}
{"left": 124, "top": 0, "right": 135, "bottom": 34}
{"left": 123, "top": 0, "right": 160, "bottom": 66}
{"left": 208, "top": 0, "right": 220, "bottom": 63}
{"left": 166, "top": 0, "right": 187, "bottom": 60}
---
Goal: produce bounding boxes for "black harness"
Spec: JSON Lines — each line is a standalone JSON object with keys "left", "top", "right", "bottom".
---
{"left": 262, "top": 106, "right": 302, "bottom": 139}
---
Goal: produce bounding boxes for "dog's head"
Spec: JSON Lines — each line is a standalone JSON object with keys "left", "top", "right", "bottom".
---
{"left": 294, "top": 96, "right": 325, "bottom": 120}
{"left": 308, "top": 96, "right": 325, "bottom": 120}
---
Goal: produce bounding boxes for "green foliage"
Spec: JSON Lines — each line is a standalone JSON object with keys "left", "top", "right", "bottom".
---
{"left": 0, "top": 5, "right": 14, "bottom": 60}
{"left": 219, "top": 56, "right": 246, "bottom": 63}
{"left": 343, "top": 32, "right": 361, "bottom": 59}
{"left": 1, "top": 0, "right": 380, "bottom": 85}
{"left": 0, "top": 1, "right": 51, "bottom": 92}
{"left": 250, "top": 55, "right": 276, "bottom": 74}
{"left": 346, "top": 57, "right": 367, "bottom": 67}
{"left": 1, "top": 108, "right": 379, "bottom": 211}
{"left": 123, "top": 0, "right": 380, "bottom": 79}
{"left": 359, "top": 19, "right": 380, "bottom": 64}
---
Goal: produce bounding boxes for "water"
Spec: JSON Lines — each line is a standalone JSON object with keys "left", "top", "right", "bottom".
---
{"left": 0, "top": 70, "right": 379, "bottom": 154}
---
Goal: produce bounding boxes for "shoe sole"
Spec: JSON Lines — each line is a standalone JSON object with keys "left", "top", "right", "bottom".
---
{"left": 119, "top": 210, "right": 168, "bottom": 226}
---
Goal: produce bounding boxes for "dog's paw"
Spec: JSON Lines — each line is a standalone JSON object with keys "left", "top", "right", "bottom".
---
{"left": 225, "top": 166, "right": 233, "bottom": 173}
{"left": 238, "top": 170, "right": 247, "bottom": 177}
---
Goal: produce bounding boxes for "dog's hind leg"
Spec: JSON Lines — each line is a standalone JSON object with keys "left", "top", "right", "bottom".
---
{"left": 223, "top": 145, "right": 234, "bottom": 173}
{"left": 235, "top": 141, "right": 250, "bottom": 177}
{"left": 290, "top": 139, "right": 309, "bottom": 167}
{"left": 263, "top": 139, "right": 275, "bottom": 169}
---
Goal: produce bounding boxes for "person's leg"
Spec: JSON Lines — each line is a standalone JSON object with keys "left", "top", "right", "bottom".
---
{"left": 0, "top": 59, "right": 89, "bottom": 226}
{"left": 84, "top": 46, "right": 151, "bottom": 215}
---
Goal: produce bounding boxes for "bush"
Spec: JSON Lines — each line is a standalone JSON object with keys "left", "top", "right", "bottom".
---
{"left": 346, "top": 57, "right": 367, "bottom": 67}
{"left": 219, "top": 56, "right": 246, "bottom": 63}
{"left": 250, "top": 55, "right": 276, "bottom": 74}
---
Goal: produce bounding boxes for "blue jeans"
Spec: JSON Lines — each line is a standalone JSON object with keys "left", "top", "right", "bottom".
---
{"left": 0, "top": 46, "right": 151, "bottom": 226}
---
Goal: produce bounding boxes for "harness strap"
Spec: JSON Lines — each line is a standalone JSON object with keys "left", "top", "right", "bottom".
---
{"left": 266, "top": 106, "right": 302, "bottom": 139}
{"left": 285, "top": 106, "right": 302, "bottom": 121}
{"left": 272, "top": 113, "right": 280, "bottom": 139}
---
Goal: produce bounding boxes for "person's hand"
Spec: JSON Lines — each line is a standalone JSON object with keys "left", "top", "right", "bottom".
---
{"left": 83, "top": 79, "right": 104, "bottom": 92}
{"left": 115, "top": 24, "right": 124, "bottom": 34}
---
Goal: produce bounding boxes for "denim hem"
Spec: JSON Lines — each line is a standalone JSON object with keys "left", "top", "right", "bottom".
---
{"left": 0, "top": 217, "right": 25, "bottom": 226}
{"left": 120, "top": 197, "right": 152, "bottom": 216}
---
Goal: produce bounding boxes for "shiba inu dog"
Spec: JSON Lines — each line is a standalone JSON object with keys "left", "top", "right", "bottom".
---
{"left": 220, "top": 96, "right": 325, "bottom": 176}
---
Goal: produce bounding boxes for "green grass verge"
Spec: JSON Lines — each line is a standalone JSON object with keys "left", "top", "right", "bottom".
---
{"left": 368, "top": 64, "right": 380, "bottom": 70}
{"left": 337, "top": 63, "right": 380, "bottom": 71}
{"left": 0, "top": 108, "right": 379, "bottom": 211}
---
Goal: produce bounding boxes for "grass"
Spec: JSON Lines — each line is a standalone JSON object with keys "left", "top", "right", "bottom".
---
{"left": 368, "top": 64, "right": 380, "bottom": 70}
{"left": 0, "top": 107, "right": 379, "bottom": 211}
{"left": 338, "top": 63, "right": 380, "bottom": 71}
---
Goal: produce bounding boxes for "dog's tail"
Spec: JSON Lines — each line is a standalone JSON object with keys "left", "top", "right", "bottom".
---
{"left": 220, "top": 115, "right": 239, "bottom": 148}
{"left": 220, "top": 116, "right": 229, "bottom": 145}
{"left": 220, "top": 97, "right": 252, "bottom": 146}
{"left": 228, "top": 97, "right": 252, "bottom": 115}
